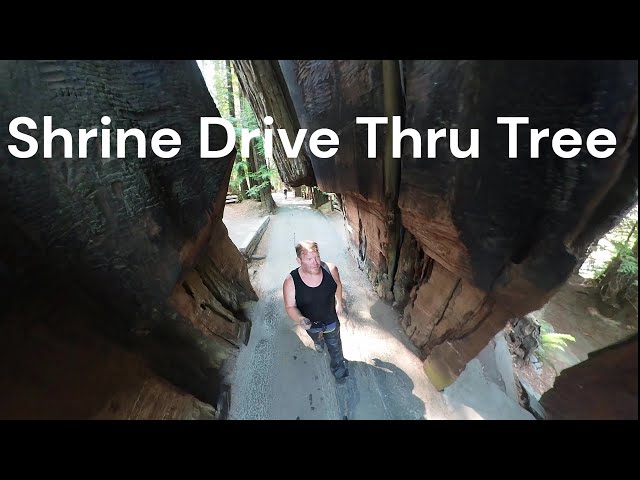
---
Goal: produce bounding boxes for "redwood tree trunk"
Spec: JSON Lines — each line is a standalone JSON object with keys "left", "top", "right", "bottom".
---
{"left": 250, "top": 139, "right": 277, "bottom": 213}
{"left": 246, "top": 147, "right": 258, "bottom": 190}
{"left": 225, "top": 60, "right": 235, "bottom": 119}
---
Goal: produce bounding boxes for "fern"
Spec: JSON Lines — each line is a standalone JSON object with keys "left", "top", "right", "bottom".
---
{"left": 617, "top": 243, "right": 638, "bottom": 275}
{"left": 538, "top": 332, "right": 576, "bottom": 359}
{"left": 535, "top": 319, "right": 576, "bottom": 367}
{"left": 232, "top": 160, "right": 247, "bottom": 173}
{"left": 245, "top": 181, "right": 270, "bottom": 199}
{"left": 541, "top": 333, "right": 575, "bottom": 348}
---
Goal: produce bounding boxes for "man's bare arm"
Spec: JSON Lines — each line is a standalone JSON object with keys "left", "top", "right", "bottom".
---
{"left": 283, "top": 275, "right": 311, "bottom": 329}
{"left": 327, "top": 263, "right": 344, "bottom": 315}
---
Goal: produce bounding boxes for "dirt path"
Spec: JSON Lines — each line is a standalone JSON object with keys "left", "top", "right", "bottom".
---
{"left": 223, "top": 194, "right": 538, "bottom": 420}
{"left": 224, "top": 194, "right": 453, "bottom": 420}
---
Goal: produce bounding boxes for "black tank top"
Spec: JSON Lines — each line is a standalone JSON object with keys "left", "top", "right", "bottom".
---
{"left": 290, "top": 263, "right": 339, "bottom": 327}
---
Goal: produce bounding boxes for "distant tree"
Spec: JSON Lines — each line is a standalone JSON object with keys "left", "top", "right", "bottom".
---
{"left": 201, "top": 61, "right": 280, "bottom": 209}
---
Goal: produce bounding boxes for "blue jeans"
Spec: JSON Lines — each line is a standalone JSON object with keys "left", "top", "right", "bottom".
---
{"left": 306, "top": 321, "right": 349, "bottom": 379}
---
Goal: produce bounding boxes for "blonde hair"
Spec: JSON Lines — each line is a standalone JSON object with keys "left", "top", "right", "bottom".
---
{"left": 295, "top": 240, "right": 319, "bottom": 258}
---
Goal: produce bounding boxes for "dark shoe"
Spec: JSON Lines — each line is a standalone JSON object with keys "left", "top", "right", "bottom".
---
{"left": 333, "top": 361, "right": 349, "bottom": 381}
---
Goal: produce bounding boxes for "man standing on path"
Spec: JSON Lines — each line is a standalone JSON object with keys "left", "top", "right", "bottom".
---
{"left": 283, "top": 240, "right": 349, "bottom": 381}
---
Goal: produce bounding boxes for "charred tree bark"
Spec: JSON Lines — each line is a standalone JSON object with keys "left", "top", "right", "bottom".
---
{"left": 262, "top": 59, "right": 638, "bottom": 390}
{"left": 311, "top": 187, "right": 330, "bottom": 209}
{"left": 540, "top": 335, "right": 638, "bottom": 420}
{"left": 0, "top": 60, "right": 257, "bottom": 413}
{"left": 233, "top": 58, "right": 639, "bottom": 417}
{"left": 0, "top": 279, "right": 222, "bottom": 420}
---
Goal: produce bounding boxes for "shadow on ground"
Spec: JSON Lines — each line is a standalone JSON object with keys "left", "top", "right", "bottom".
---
{"left": 334, "top": 357, "right": 426, "bottom": 420}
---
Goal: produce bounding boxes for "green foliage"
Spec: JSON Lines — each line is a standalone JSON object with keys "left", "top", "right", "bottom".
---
{"left": 245, "top": 181, "right": 269, "bottom": 199}
{"left": 199, "top": 61, "right": 267, "bottom": 160}
{"left": 540, "top": 333, "right": 576, "bottom": 352}
{"left": 228, "top": 159, "right": 248, "bottom": 195}
{"left": 233, "top": 98, "right": 279, "bottom": 197}
{"left": 229, "top": 174, "right": 245, "bottom": 194}
{"left": 253, "top": 164, "right": 278, "bottom": 181}
{"left": 611, "top": 241, "right": 638, "bottom": 275}
{"left": 597, "top": 234, "right": 638, "bottom": 311}
{"left": 591, "top": 239, "right": 636, "bottom": 280}
{"left": 236, "top": 97, "right": 265, "bottom": 158}
{"left": 200, "top": 59, "right": 282, "bottom": 197}
{"left": 232, "top": 159, "right": 248, "bottom": 174}
{"left": 580, "top": 205, "right": 637, "bottom": 280}
{"left": 536, "top": 319, "right": 576, "bottom": 364}
{"left": 244, "top": 165, "right": 278, "bottom": 199}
